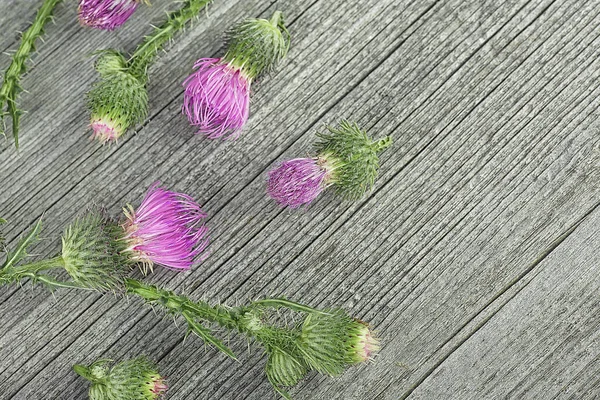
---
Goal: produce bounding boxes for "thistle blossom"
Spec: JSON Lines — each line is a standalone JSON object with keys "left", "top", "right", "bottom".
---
{"left": 267, "top": 157, "right": 333, "bottom": 208}
{"left": 182, "top": 58, "right": 250, "bottom": 139}
{"left": 122, "top": 183, "right": 209, "bottom": 271}
{"left": 74, "top": 357, "right": 167, "bottom": 400}
{"left": 78, "top": 0, "right": 140, "bottom": 30}
{"left": 183, "top": 11, "right": 290, "bottom": 139}
{"left": 267, "top": 121, "right": 393, "bottom": 208}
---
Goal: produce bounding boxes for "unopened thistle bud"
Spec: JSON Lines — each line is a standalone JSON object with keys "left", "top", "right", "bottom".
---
{"left": 182, "top": 11, "right": 290, "bottom": 139}
{"left": 61, "top": 212, "right": 130, "bottom": 291}
{"left": 74, "top": 356, "right": 167, "bottom": 400}
{"left": 87, "top": 51, "right": 148, "bottom": 143}
{"left": 121, "top": 182, "right": 209, "bottom": 272}
{"left": 297, "top": 310, "right": 380, "bottom": 376}
{"left": 267, "top": 120, "right": 392, "bottom": 207}
{"left": 78, "top": 0, "right": 143, "bottom": 31}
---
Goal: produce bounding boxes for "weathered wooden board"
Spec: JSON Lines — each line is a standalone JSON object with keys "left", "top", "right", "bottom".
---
{"left": 409, "top": 205, "right": 600, "bottom": 399}
{"left": 1, "top": 0, "right": 600, "bottom": 399}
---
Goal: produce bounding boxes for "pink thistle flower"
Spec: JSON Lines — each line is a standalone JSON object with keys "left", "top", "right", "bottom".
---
{"left": 90, "top": 116, "right": 121, "bottom": 144}
{"left": 150, "top": 375, "right": 168, "bottom": 397}
{"left": 267, "top": 156, "right": 336, "bottom": 208}
{"left": 122, "top": 182, "right": 209, "bottom": 271}
{"left": 78, "top": 0, "right": 140, "bottom": 31}
{"left": 182, "top": 58, "right": 250, "bottom": 139}
{"left": 351, "top": 320, "right": 380, "bottom": 363}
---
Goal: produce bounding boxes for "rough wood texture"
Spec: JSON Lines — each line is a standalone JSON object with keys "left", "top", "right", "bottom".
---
{"left": 1, "top": 0, "right": 600, "bottom": 399}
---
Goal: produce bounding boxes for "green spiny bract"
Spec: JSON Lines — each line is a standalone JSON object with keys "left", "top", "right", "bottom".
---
{"left": 315, "top": 120, "right": 393, "bottom": 200}
{"left": 223, "top": 11, "right": 290, "bottom": 80}
{"left": 87, "top": 51, "right": 148, "bottom": 143}
{"left": 61, "top": 212, "right": 130, "bottom": 291}
{"left": 297, "top": 309, "right": 380, "bottom": 376}
{"left": 0, "top": 0, "right": 63, "bottom": 148}
{"left": 74, "top": 357, "right": 167, "bottom": 400}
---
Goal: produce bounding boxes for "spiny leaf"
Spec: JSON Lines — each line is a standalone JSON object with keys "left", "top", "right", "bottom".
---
{"left": 254, "top": 298, "right": 332, "bottom": 315}
{"left": 2, "top": 217, "right": 42, "bottom": 270}
{"left": 183, "top": 312, "right": 237, "bottom": 360}
{"left": 0, "top": 0, "right": 63, "bottom": 148}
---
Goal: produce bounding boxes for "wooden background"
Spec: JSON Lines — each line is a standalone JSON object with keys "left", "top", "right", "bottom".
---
{"left": 1, "top": 0, "right": 600, "bottom": 398}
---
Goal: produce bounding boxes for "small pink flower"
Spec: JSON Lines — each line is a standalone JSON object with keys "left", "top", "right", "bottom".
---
{"left": 122, "top": 182, "right": 209, "bottom": 271}
{"left": 353, "top": 321, "right": 380, "bottom": 363}
{"left": 151, "top": 376, "right": 168, "bottom": 397}
{"left": 267, "top": 157, "right": 335, "bottom": 208}
{"left": 90, "top": 117, "right": 120, "bottom": 144}
{"left": 182, "top": 58, "right": 250, "bottom": 139}
{"left": 78, "top": 0, "right": 139, "bottom": 31}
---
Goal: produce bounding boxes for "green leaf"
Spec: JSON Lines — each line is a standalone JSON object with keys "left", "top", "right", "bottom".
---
{"left": 182, "top": 312, "right": 237, "bottom": 360}
{"left": 2, "top": 217, "right": 42, "bottom": 269}
{"left": 253, "top": 298, "right": 332, "bottom": 315}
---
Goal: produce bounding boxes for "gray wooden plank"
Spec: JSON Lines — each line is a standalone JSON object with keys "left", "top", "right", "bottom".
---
{"left": 407, "top": 205, "right": 600, "bottom": 399}
{"left": 1, "top": 0, "right": 600, "bottom": 399}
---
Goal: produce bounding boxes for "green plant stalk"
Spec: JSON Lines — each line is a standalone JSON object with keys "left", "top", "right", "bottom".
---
{"left": 0, "top": 0, "right": 63, "bottom": 148}
{"left": 128, "top": 0, "right": 213, "bottom": 81}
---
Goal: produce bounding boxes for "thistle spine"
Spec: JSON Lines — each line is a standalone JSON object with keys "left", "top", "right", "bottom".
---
{"left": 0, "top": 0, "right": 63, "bottom": 148}
{"left": 128, "top": 0, "right": 213, "bottom": 80}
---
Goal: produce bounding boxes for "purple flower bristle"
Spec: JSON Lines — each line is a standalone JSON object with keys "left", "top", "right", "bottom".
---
{"left": 267, "top": 158, "right": 331, "bottom": 208}
{"left": 78, "top": 0, "right": 138, "bottom": 31}
{"left": 123, "top": 182, "right": 209, "bottom": 271}
{"left": 182, "top": 58, "right": 250, "bottom": 139}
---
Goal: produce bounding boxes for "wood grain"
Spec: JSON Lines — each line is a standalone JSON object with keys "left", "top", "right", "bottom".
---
{"left": 1, "top": 0, "right": 600, "bottom": 399}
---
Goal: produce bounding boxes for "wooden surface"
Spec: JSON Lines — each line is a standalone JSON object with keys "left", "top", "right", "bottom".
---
{"left": 1, "top": 0, "right": 600, "bottom": 398}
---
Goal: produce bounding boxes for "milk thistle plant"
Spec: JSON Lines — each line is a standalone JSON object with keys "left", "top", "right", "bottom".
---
{"left": 268, "top": 120, "right": 393, "bottom": 208}
{"left": 182, "top": 11, "right": 290, "bottom": 139}
{"left": 74, "top": 357, "right": 168, "bottom": 400}
{"left": 86, "top": 0, "right": 213, "bottom": 143}
{"left": 0, "top": 0, "right": 143, "bottom": 148}
{"left": 0, "top": 189, "right": 379, "bottom": 399}
{"left": 0, "top": 0, "right": 63, "bottom": 148}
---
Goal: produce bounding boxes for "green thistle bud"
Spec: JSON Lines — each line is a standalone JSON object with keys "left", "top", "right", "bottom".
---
{"left": 74, "top": 357, "right": 168, "bottom": 400}
{"left": 315, "top": 120, "right": 392, "bottom": 200}
{"left": 61, "top": 212, "right": 130, "bottom": 291}
{"left": 298, "top": 310, "right": 380, "bottom": 376}
{"left": 223, "top": 11, "right": 290, "bottom": 80}
{"left": 87, "top": 51, "right": 148, "bottom": 143}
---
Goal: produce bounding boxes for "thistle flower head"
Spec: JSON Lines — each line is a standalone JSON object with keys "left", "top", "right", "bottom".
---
{"left": 74, "top": 356, "right": 167, "bottom": 400}
{"left": 314, "top": 120, "right": 392, "bottom": 200}
{"left": 181, "top": 11, "right": 289, "bottom": 139}
{"left": 61, "top": 212, "right": 130, "bottom": 291}
{"left": 182, "top": 58, "right": 250, "bottom": 139}
{"left": 78, "top": 0, "right": 141, "bottom": 31}
{"left": 121, "top": 182, "right": 209, "bottom": 271}
{"left": 223, "top": 11, "right": 290, "bottom": 79}
{"left": 297, "top": 310, "right": 380, "bottom": 376}
{"left": 267, "top": 156, "right": 337, "bottom": 208}
{"left": 87, "top": 51, "right": 148, "bottom": 143}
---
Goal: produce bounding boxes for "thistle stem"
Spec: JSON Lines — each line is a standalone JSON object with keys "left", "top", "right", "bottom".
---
{"left": 0, "top": 0, "right": 63, "bottom": 147}
{"left": 270, "top": 10, "right": 283, "bottom": 27}
{"left": 128, "top": 0, "right": 213, "bottom": 80}
{"left": 372, "top": 135, "right": 393, "bottom": 153}
{"left": 6, "top": 256, "right": 64, "bottom": 275}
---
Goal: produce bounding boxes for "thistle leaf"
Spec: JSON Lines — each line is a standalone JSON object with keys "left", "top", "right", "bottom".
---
{"left": 253, "top": 298, "right": 332, "bottom": 315}
{"left": 2, "top": 217, "right": 42, "bottom": 270}
{"left": 183, "top": 312, "right": 237, "bottom": 360}
{"left": 0, "top": 0, "right": 63, "bottom": 148}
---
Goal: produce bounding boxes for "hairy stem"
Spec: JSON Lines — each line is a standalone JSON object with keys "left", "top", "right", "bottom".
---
{"left": 0, "top": 0, "right": 63, "bottom": 147}
{"left": 128, "top": 0, "right": 213, "bottom": 80}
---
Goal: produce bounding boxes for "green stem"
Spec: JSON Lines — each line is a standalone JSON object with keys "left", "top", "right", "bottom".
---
{"left": 0, "top": 0, "right": 63, "bottom": 147}
{"left": 270, "top": 10, "right": 283, "bottom": 27}
{"left": 128, "top": 0, "right": 213, "bottom": 80}
{"left": 372, "top": 135, "right": 393, "bottom": 153}
{"left": 23, "top": 272, "right": 95, "bottom": 291}
{"left": 7, "top": 256, "right": 64, "bottom": 275}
